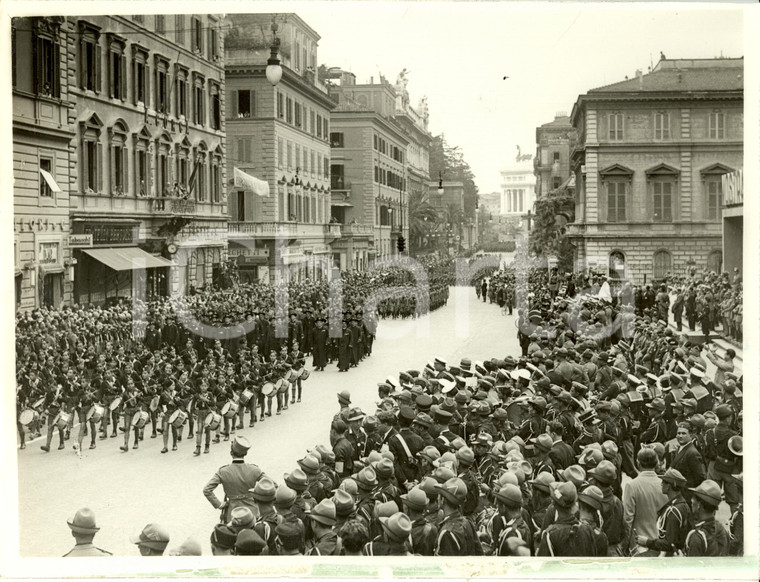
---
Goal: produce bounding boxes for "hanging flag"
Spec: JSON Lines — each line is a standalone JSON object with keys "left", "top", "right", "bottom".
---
{"left": 187, "top": 156, "right": 200, "bottom": 195}
{"left": 233, "top": 167, "right": 270, "bottom": 197}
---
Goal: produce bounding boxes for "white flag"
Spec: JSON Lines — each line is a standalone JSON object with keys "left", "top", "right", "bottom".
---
{"left": 233, "top": 167, "right": 270, "bottom": 197}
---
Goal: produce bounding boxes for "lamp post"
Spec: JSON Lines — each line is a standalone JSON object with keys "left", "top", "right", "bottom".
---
{"left": 437, "top": 171, "right": 444, "bottom": 196}
{"left": 265, "top": 19, "right": 283, "bottom": 87}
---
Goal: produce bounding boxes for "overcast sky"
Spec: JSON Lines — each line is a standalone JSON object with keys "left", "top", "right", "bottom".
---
{"left": 2, "top": 1, "right": 747, "bottom": 194}
{"left": 293, "top": 2, "right": 744, "bottom": 193}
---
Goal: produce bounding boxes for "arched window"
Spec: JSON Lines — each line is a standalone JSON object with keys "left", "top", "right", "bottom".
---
{"left": 653, "top": 250, "right": 671, "bottom": 281}
{"left": 707, "top": 250, "right": 722, "bottom": 274}
{"left": 194, "top": 142, "right": 207, "bottom": 201}
{"left": 80, "top": 113, "right": 103, "bottom": 193}
{"left": 211, "top": 145, "right": 223, "bottom": 203}
{"left": 609, "top": 251, "right": 626, "bottom": 280}
{"left": 155, "top": 132, "right": 173, "bottom": 197}
{"left": 176, "top": 136, "right": 191, "bottom": 191}
{"left": 133, "top": 126, "right": 152, "bottom": 197}
{"left": 108, "top": 120, "right": 129, "bottom": 196}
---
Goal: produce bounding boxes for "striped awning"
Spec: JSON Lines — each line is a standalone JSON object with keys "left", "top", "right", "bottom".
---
{"left": 83, "top": 247, "right": 173, "bottom": 271}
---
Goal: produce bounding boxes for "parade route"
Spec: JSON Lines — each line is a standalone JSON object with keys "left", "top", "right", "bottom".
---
{"left": 16, "top": 287, "right": 519, "bottom": 557}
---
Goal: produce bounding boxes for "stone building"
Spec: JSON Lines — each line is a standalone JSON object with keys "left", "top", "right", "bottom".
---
{"left": 568, "top": 57, "right": 743, "bottom": 284}
{"left": 12, "top": 16, "right": 75, "bottom": 310}
{"left": 500, "top": 154, "right": 536, "bottom": 216}
{"left": 534, "top": 113, "right": 576, "bottom": 199}
{"left": 225, "top": 13, "right": 337, "bottom": 283}
{"left": 64, "top": 14, "right": 227, "bottom": 303}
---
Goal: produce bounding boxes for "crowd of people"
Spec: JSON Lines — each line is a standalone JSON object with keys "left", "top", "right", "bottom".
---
{"left": 76, "top": 266, "right": 739, "bottom": 558}
{"left": 15, "top": 258, "right": 454, "bottom": 454}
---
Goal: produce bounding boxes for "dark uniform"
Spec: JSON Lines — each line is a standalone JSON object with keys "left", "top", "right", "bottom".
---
{"left": 410, "top": 516, "right": 437, "bottom": 556}
{"left": 685, "top": 517, "right": 728, "bottom": 556}
{"left": 644, "top": 495, "right": 691, "bottom": 556}
{"left": 536, "top": 515, "right": 599, "bottom": 556}
{"left": 434, "top": 511, "right": 483, "bottom": 556}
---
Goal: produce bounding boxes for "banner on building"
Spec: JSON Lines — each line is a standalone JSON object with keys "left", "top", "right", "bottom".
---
{"left": 233, "top": 168, "right": 270, "bottom": 197}
{"left": 722, "top": 170, "right": 743, "bottom": 206}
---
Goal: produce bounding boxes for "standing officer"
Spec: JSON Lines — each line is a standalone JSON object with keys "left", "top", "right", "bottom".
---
{"left": 203, "top": 435, "right": 264, "bottom": 523}
{"left": 63, "top": 508, "right": 112, "bottom": 557}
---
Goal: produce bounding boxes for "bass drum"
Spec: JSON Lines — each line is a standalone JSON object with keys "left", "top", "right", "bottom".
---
{"left": 109, "top": 397, "right": 122, "bottom": 411}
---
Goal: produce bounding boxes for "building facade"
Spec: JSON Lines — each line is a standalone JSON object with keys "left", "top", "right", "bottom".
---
{"left": 12, "top": 16, "right": 75, "bottom": 311}
{"left": 568, "top": 58, "right": 743, "bottom": 284}
{"left": 534, "top": 113, "right": 576, "bottom": 199}
{"left": 500, "top": 157, "right": 536, "bottom": 216}
{"left": 60, "top": 14, "right": 228, "bottom": 304}
{"left": 328, "top": 73, "right": 410, "bottom": 268}
{"left": 225, "top": 13, "right": 337, "bottom": 283}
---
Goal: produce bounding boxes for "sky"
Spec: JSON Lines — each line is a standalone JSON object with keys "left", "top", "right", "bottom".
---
{"left": 293, "top": 2, "right": 745, "bottom": 193}
{"left": 1, "top": 1, "right": 747, "bottom": 194}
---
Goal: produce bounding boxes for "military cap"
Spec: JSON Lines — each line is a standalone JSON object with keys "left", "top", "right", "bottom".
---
{"left": 210, "top": 524, "right": 237, "bottom": 550}
{"left": 531, "top": 434, "right": 553, "bottom": 453}
{"left": 231, "top": 435, "right": 251, "bottom": 457}
{"left": 380, "top": 512, "right": 413, "bottom": 542}
{"left": 305, "top": 499, "right": 337, "bottom": 526}
{"left": 415, "top": 394, "right": 433, "bottom": 411}
{"left": 67, "top": 508, "right": 100, "bottom": 535}
{"left": 558, "top": 465, "right": 586, "bottom": 489}
{"left": 284, "top": 469, "right": 309, "bottom": 492}
{"left": 274, "top": 485, "right": 297, "bottom": 508}
{"left": 235, "top": 529, "right": 266, "bottom": 555}
{"left": 528, "top": 471, "right": 556, "bottom": 493}
{"left": 131, "top": 523, "right": 170, "bottom": 550}
{"left": 646, "top": 397, "right": 666, "bottom": 412}
{"left": 715, "top": 404, "right": 733, "bottom": 419}
{"left": 337, "top": 390, "right": 351, "bottom": 404}
{"left": 658, "top": 468, "right": 687, "bottom": 487}
{"left": 455, "top": 446, "right": 475, "bottom": 466}
{"left": 398, "top": 406, "right": 416, "bottom": 424}
{"left": 332, "top": 489, "right": 355, "bottom": 516}
{"left": 688, "top": 480, "right": 722, "bottom": 508}
{"left": 250, "top": 478, "right": 277, "bottom": 503}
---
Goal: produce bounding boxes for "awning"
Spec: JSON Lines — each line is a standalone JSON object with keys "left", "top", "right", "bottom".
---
{"left": 83, "top": 247, "right": 173, "bottom": 271}
{"left": 233, "top": 168, "right": 270, "bottom": 197}
{"left": 40, "top": 169, "right": 62, "bottom": 193}
{"left": 331, "top": 201, "right": 353, "bottom": 207}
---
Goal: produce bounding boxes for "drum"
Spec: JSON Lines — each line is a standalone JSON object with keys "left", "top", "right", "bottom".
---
{"left": 285, "top": 369, "right": 298, "bottom": 383}
{"left": 109, "top": 396, "right": 122, "bottom": 411}
{"left": 150, "top": 395, "right": 160, "bottom": 412}
{"left": 261, "top": 382, "right": 275, "bottom": 397}
{"left": 239, "top": 389, "right": 254, "bottom": 405}
{"left": 276, "top": 378, "right": 288, "bottom": 394}
{"left": 506, "top": 401, "right": 528, "bottom": 426}
{"left": 221, "top": 400, "right": 239, "bottom": 419}
{"left": 204, "top": 411, "right": 222, "bottom": 430}
{"left": 19, "top": 409, "right": 38, "bottom": 426}
{"left": 55, "top": 411, "right": 71, "bottom": 430}
{"left": 131, "top": 410, "right": 149, "bottom": 429}
{"left": 169, "top": 409, "right": 188, "bottom": 428}
{"left": 86, "top": 404, "right": 105, "bottom": 423}
{"left": 299, "top": 369, "right": 310, "bottom": 381}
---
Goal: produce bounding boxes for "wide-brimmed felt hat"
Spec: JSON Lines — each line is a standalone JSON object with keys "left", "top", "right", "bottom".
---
{"left": 400, "top": 487, "right": 429, "bottom": 511}
{"left": 130, "top": 523, "right": 170, "bottom": 550}
{"left": 380, "top": 512, "right": 412, "bottom": 542}
{"left": 434, "top": 477, "right": 467, "bottom": 506}
{"left": 67, "top": 507, "right": 100, "bottom": 535}
{"left": 305, "top": 499, "right": 337, "bottom": 526}
{"left": 688, "top": 480, "right": 722, "bottom": 508}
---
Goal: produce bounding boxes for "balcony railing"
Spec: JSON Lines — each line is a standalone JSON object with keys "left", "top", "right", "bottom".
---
{"left": 146, "top": 197, "right": 198, "bottom": 214}
{"left": 228, "top": 221, "right": 338, "bottom": 238}
{"left": 340, "top": 223, "right": 374, "bottom": 237}
{"left": 331, "top": 177, "right": 350, "bottom": 191}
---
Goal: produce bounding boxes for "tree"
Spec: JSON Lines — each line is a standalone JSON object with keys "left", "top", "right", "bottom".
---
{"left": 529, "top": 192, "right": 575, "bottom": 269}
{"left": 408, "top": 189, "right": 439, "bottom": 253}
{"left": 429, "top": 134, "right": 479, "bottom": 221}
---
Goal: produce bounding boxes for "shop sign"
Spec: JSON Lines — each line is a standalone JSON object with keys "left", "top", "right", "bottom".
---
{"left": 68, "top": 234, "right": 93, "bottom": 248}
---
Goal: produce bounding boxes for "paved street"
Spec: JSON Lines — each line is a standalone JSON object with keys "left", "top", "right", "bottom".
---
{"left": 16, "top": 286, "right": 519, "bottom": 557}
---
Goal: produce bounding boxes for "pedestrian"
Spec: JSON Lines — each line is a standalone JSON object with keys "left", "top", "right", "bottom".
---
{"left": 63, "top": 507, "right": 112, "bottom": 557}
{"left": 331, "top": 420, "right": 355, "bottom": 479}
{"left": 131, "top": 523, "right": 170, "bottom": 556}
{"left": 704, "top": 405, "right": 741, "bottom": 515}
{"left": 622, "top": 448, "right": 668, "bottom": 555}
{"left": 203, "top": 436, "right": 263, "bottom": 523}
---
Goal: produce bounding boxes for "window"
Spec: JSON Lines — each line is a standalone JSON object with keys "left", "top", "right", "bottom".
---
{"left": 310, "top": 110, "right": 316, "bottom": 135}
{"left": 310, "top": 151, "right": 315, "bottom": 176}
{"left": 176, "top": 137, "right": 191, "bottom": 189}
{"left": 295, "top": 102, "right": 302, "bottom": 127}
{"left": 209, "top": 82, "right": 221, "bottom": 129}
{"left": 652, "top": 181, "right": 673, "bottom": 222}
{"left": 80, "top": 115, "right": 103, "bottom": 193}
{"left": 109, "top": 121, "right": 129, "bottom": 195}
{"left": 192, "top": 17, "right": 203, "bottom": 55}
{"left": 373, "top": 134, "right": 378, "bottom": 150}
{"left": 707, "top": 250, "right": 722, "bottom": 274}
{"left": 79, "top": 22, "right": 101, "bottom": 92}
{"left": 296, "top": 145, "right": 301, "bottom": 170}
{"left": 132, "top": 46, "right": 149, "bottom": 105}
{"left": 211, "top": 147, "right": 222, "bottom": 203}
{"left": 609, "top": 251, "right": 626, "bottom": 280}
{"left": 709, "top": 111, "right": 725, "bottom": 139}
{"left": 706, "top": 177, "right": 722, "bottom": 220}
{"left": 236, "top": 191, "right": 245, "bottom": 221}
{"left": 316, "top": 114, "right": 322, "bottom": 138}
{"left": 193, "top": 74, "right": 205, "bottom": 125}
{"left": 606, "top": 182, "right": 626, "bottom": 222}
{"left": 324, "top": 157, "right": 329, "bottom": 179}
{"left": 208, "top": 22, "right": 219, "bottom": 61}
{"left": 133, "top": 15, "right": 144, "bottom": 24}
{"left": 156, "top": 134, "right": 172, "bottom": 197}
{"left": 552, "top": 177, "right": 562, "bottom": 189}
{"left": 193, "top": 146, "right": 207, "bottom": 201}
{"left": 287, "top": 142, "right": 293, "bottom": 170}
{"left": 553, "top": 151, "right": 560, "bottom": 163}
{"left": 277, "top": 92, "right": 284, "bottom": 119}
{"left": 33, "top": 17, "right": 61, "bottom": 98}
{"left": 238, "top": 138, "right": 252, "bottom": 163}
{"left": 655, "top": 112, "right": 670, "bottom": 140}
{"left": 155, "top": 55, "right": 169, "bottom": 113}
{"left": 277, "top": 138, "right": 284, "bottom": 169}
{"left": 175, "top": 65, "right": 188, "bottom": 117}
{"left": 175, "top": 15, "right": 184, "bottom": 45}
{"left": 653, "top": 250, "right": 671, "bottom": 280}
{"left": 608, "top": 113, "right": 623, "bottom": 141}
{"left": 107, "top": 35, "right": 126, "bottom": 100}
{"left": 317, "top": 153, "right": 322, "bottom": 178}
{"left": 234, "top": 89, "right": 254, "bottom": 118}
{"left": 286, "top": 97, "right": 293, "bottom": 124}
{"left": 155, "top": 15, "right": 165, "bottom": 35}
{"left": 133, "top": 127, "right": 151, "bottom": 196}
{"left": 39, "top": 157, "right": 54, "bottom": 197}
{"left": 323, "top": 118, "right": 329, "bottom": 140}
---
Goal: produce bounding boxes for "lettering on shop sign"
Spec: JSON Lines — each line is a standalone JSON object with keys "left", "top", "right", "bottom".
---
{"left": 39, "top": 242, "right": 59, "bottom": 265}
{"left": 80, "top": 224, "right": 138, "bottom": 245}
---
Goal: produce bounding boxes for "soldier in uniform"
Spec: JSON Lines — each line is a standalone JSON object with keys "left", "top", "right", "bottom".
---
{"left": 362, "top": 512, "right": 412, "bottom": 556}
{"left": 434, "top": 478, "right": 483, "bottom": 556}
{"left": 311, "top": 318, "right": 329, "bottom": 371}
{"left": 704, "top": 404, "right": 741, "bottom": 515}
{"left": 306, "top": 499, "right": 341, "bottom": 556}
{"left": 193, "top": 380, "right": 216, "bottom": 455}
{"left": 493, "top": 484, "right": 531, "bottom": 556}
{"left": 203, "top": 436, "right": 263, "bottom": 523}
{"left": 63, "top": 508, "right": 112, "bottom": 557}
{"left": 684, "top": 480, "right": 728, "bottom": 556}
{"left": 402, "top": 487, "right": 437, "bottom": 556}
{"left": 536, "top": 482, "right": 598, "bottom": 556}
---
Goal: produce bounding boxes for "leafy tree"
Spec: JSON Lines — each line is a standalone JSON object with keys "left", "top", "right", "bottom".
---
{"left": 429, "top": 134, "right": 479, "bottom": 221}
{"left": 529, "top": 192, "right": 574, "bottom": 269}
{"left": 408, "top": 189, "right": 439, "bottom": 253}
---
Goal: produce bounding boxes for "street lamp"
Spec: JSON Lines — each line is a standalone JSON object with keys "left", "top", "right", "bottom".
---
{"left": 437, "top": 171, "right": 444, "bottom": 196}
{"left": 266, "top": 19, "right": 283, "bottom": 87}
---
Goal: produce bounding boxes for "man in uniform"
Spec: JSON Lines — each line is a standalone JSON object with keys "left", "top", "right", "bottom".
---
{"left": 536, "top": 482, "right": 598, "bottom": 556}
{"left": 704, "top": 404, "right": 741, "bottom": 515}
{"left": 131, "top": 523, "right": 170, "bottom": 556}
{"left": 203, "top": 435, "right": 263, "bottom": 523}
{"left": 635, "top": 468, "right": 691, "bottom": 556}
{"left": 434, "top": 477, "right": 483, "bottom": 556}
{"left": 63, "top": 508, "right": 112, "bottom": 557}
{"left": 685, "top": 480, "right": 728, "bottom": 556}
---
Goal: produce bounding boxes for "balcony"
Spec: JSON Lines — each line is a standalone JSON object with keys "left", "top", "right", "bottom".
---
{"left": 148, "top": 197, "right": 198, "bottom": 215}
{"left": 340, "top": 223, "right": 374, "bottom": 237}
{"left": 228, "top": 221, "right": 338, "bottom": 240}
{"left": 71, "top": 192, "right": 226, "bottom": 219}
{"left": 331, "top": 177, "right": 351, "bottom": 192}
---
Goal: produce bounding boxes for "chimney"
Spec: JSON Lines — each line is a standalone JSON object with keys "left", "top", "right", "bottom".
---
{"left": 636, "top": 69, "right": 643, "bottom": 89}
